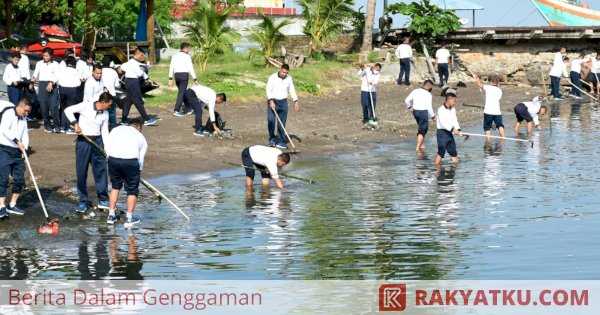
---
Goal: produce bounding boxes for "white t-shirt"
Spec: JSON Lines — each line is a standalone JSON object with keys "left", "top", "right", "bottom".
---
{"left": 249, "top": 145, "right": 282, "bottom": 179}
{"left": 570, "top": 58, "right": 588, "bottom": 73}
{"left": 435, "top": 48, "right": 451, "bottom": 64}
{"left": 483, "top": 85, "right": 502, "bottom": 115}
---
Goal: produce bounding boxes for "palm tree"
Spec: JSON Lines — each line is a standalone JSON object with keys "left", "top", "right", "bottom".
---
{"left": 298, "top": 0, "right": 356, "bottom": 55}
{"left": 361, "top": 0, "right": 376, "bottom": 53}
{"left": 248, "top": 12, "right": 293, "bottom": 64}
{"left": 181, "top": 1, "right": 241, "bottom": 73}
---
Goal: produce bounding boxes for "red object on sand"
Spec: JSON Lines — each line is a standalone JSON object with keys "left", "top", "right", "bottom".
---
{"left": 10, "top": 25, "right": 83, "bottom": 58}
{"left": 37, "top": 220, "right": 59, "bottom": 235}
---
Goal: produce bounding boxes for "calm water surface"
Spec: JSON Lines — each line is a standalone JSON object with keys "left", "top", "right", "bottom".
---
{"left": 1, "top": 101, "right": 600, "bottom": 280}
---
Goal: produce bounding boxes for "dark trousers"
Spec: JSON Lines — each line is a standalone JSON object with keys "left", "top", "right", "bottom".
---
{"left": 60, "top": 86, "right": 78, "bottom": 130}
{"left": 108, "top": 157, "right": 140, "bottom": 196}
{"left": 570, "top": 71, "right": 581, "bottom": 97}
{"left": 360, "top": 91, "right": 376, "bottom": 123}
{"left": 413, "top": 109, "right": 430, "bottom": 136}
{"left": 39, "top": 81, "right": 60, "bottom": 129}
{"left": 108, "top": 94, "right": 118, "bottom": 129}
{"left": 267, "top": 99, "right": 288, "bottom": 145}
{"left": 184, "top": 89, "right": 206, "bottom": 130}
{"left": 398, "top": 58, "right": 411, "bottom": 85}
{"left": 7, "top": 86, "right": 20, "bottom": 106}
{"left": 241, "top": 147, "right": 268, "bottom": 180}
{"left": 550, "top": 75, "right": 561, "bottom": 98}
{"left": 76, "top": 136, "right": 108, "bottom": 203}
{"left": 122, "top": 78, "right": 148, "bottom": 121}
{"left": 174, "top": 72, "right": 189, "bottom": 112}
{"left": 438, "top": 63, "right": 449, "bottom": 86}
{"left": 0, "top": 145, "right": 25, "bottom": 196}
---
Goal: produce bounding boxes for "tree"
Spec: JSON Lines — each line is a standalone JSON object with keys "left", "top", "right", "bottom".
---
{"left": 298, "top": 0, "right": 356, "bottom": 55}
{"left": 181, "top": 1, "right": 241, "bottom": 73}
{"left": 247, "top": 11, "right": 292, "bottom": 64}
{"left": 360, "top": 0, "right": 376, "bottom": 53}
{"left": 387, "top": 0, "right": 460, "bottom": 84}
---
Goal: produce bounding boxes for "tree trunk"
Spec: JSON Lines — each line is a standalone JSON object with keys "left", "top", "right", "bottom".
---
{"left": 5, "top": 0, "right": 13, "bottom": 36}
{"left": 420, "top": 39, "right": 439, "bottom": 85}
{"left": 68, "top": 0, "right": 74, "bottom": 36}
{"left": 147, "top": 0, "right": 156, "bottom": 64}
{"left": 361, "top": 0, "right": 376, "bottom": 53}
{"left": 84, "top": 0, "right": 94, "bottom": 50}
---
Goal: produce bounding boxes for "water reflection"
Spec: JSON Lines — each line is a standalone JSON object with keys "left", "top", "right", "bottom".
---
{"left": 2, "top": 101, "right": 600, "bottom": 280}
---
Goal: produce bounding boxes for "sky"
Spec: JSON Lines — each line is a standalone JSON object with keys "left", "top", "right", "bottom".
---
{"left": 288, "top": 0, "right": 600, "bottom": 28}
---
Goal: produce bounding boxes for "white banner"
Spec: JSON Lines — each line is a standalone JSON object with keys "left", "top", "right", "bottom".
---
{"left": 0, "top": 280, "right": 597, "bottom": 314}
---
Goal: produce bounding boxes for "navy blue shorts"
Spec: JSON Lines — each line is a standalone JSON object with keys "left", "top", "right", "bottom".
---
{"left": 514, "top": 103, "right": 533, "bottom": 122}
{"left": 436, "top": 129, "right": 457, "bottom": 158}
{"left": 483, "top": 114, "right": 504, "bottom": 131}
{"left": 241, "top": 147, "right": 269, "bottom": 180}
{"left": 108, "top": 157, "right": 141, "bottom": 196}
{"left": 413, "top": 110, "right": 430, "bottom": 136}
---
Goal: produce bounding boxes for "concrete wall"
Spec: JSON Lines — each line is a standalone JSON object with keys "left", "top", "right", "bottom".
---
{"left": 454, "top": 40, "right": 599, "bottom": 84}
{"left": 280, "top": 34, "right": 361, "bottom": 55}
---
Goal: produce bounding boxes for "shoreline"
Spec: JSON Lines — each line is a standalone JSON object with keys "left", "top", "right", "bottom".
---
{"left": 22, "top": 82, "right": 547, "bottom": 203}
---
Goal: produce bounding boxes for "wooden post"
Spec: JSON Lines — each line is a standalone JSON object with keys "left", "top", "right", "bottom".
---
{"left": 85, "top": 0, "right": 94, "bottom": 49}
{"left": 5, "top": 0, "right": 13, "bottom": 36}
{"left": 147, "top": 0, "right": 156, "bottom": 64}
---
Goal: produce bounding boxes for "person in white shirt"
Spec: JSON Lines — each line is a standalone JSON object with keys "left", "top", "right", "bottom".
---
{"left": 476, "top": 75, "right": 505, "bottom": 138}
{"left": 83, "top": 64, "right": 104, "bottom": 102}
{"left": 64, "top": 92, "right": 112, "bottom": 213}
{"left": 17, "top": 44, "right": 30, "bottom": 81}
{"left": 58, "top": 56, "right": 81, "bottom": 133}
{"left": 588, "top": 54, "right": 600, "bottom": 94}
{"left": 266, "top": 64, "right": 299, "bottom": 149}
{"left": 76, "top": 50, "right": 95, "bottom": 102}
{"left": 405, "top": 80, "right": 435, "bottom": 151}
{"left": 31, "top": 47, "right": 60, "bottom": 133}
{"left": 101, "top": 56, "right": 121, "bottom": 129}
{"left": 0, "top": 98, "right": 32, "bottom": 218}
{"left": 395, "top": 37, "right": 413, "bottom": 86}
{"left": 121, "top": 48, "right": 156, "bottom": 126}
{"left": 434, "top": 92, "right": 464, "bottom": 165}
{"left": 59, "top": 48, "right": 75, "bottom": 68}
{"left": 435, "top": 43, "right": 452, "bottom": 87}
{"left": 570, "top": 54, "right": 590, "bottom": 99}
{"left": 184, "top": 85, "right": 227, "bottom": 136}
{"left": 356, "top": 63, "right": 381, "bottom": 124}
{"left": 105, "top": 118, "right": 147, "bottom": 227}
{"left": 2, "top": 51, "right": 23, "bottom": 106}
{"left": 553, "top": 47, "right": 567, "bottom": 66}
{"left": 242, "top": 145, "right": 290, "bottom": 189}
{"left": 169, "top": 42, "right": 198, "bottom": 116}
{"left": 549, "top": 56, "right": 569, "bottom": 100}
{"left": 513, "top": 95, "right": 547, "bottom": 134}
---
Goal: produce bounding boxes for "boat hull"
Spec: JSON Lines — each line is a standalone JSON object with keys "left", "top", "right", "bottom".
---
{"left": 532, "top": 0, "right": 600, "bottom": 26}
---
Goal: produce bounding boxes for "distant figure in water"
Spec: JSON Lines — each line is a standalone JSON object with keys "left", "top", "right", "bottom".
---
{"left": 241, "top": 145, "right": 290, "bottom": 189}
{"left": 434, "top": 91, "right": 464, "bottom": 165}
{"left": 476, "top": 75, "right": 505, "bottom": 139}
{"left": 513, "top": 96, "right": 547, "bottom": 134}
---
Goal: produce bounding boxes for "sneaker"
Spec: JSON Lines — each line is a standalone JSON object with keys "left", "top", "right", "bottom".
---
{"left": 66, "top": 128, "right": 77, "bottom": 135}
{"left": 193, "top": 129, "right": 206, "bottom": 137}
{"left": 106, "top": 214, "right": 118, "bottom": 224}
{"left": 124, "top": 215, "right": 141, "bottom": 227}
{"left": 555, "top": 97, "right": 564, "bottom": 101}
{"left": 185, "top": 109, "right": 194, "bottom": 115}
{"left": 6, "top": 205, "right": 25, "bottom": 215}
{"left": 44, "top": 128, "right": 53, "bottom": 133}
{"left": 144, "top": 117, "right": 158, "bottom": 126}
{"left": 76, "top": 202, "right": 88, "bottom": 213}
{"left": 25, "top": 116, "right": 36, "bottom": 122}
{"left": 276, "top": 143, "right": 288, "bottom": 150}
{"left": 268, "top": 139, "right": 276, "bottom": 147}
{"left": 121, "top": 119, "right": 129, "bottom": 126}
{"left": 0, "top": 207, "right": 7, "bottom": 218}
{"left": 172, "top": 111, "right": 185, "bottom": 117}
{"left": 54, "top": 127, "right": 62, "bottom": 133}
{"left": 573, "top": 96, "right": 582, "bottom": 99}
{"left": 97, "top": 200, "right": 110, "bottom": 210}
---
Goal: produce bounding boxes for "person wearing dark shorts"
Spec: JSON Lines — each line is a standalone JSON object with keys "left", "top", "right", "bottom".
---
{"left": 405, "top": 80, "right": 435, "bottom": 151}
{"left": 513, "top": 96, "right": 547, "bottom": 134}
{"left": 106, "top": 118, "right": 147, "bottom": 227}
{"left": 242, "top": 145, "right": 290, "bottom": 189}
{"left": 434, "top": 92, "right": 463, "bottom": 165}
{"left": 476, "top": 76, "right": 505, "bottom": 138}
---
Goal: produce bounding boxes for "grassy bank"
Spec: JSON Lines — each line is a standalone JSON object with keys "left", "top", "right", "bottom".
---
{"left": 143, "top": 53, "right": 356, "bottom": 107}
